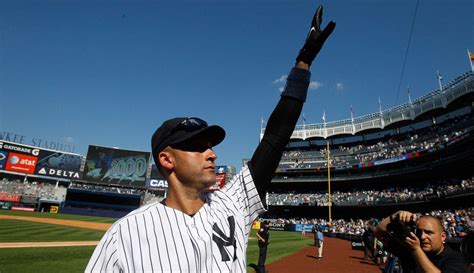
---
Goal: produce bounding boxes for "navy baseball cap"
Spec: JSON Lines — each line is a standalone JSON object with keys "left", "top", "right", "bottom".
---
{"left": 151, "top": 117, "right": 225, "bottom": 162}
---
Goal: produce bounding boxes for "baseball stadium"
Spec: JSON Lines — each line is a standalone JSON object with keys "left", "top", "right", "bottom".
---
{"left": 1, "top": 68, "right": 473, "bottom": 273}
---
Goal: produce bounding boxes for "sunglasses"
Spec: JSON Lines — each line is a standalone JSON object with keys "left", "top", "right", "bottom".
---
{"left": 167, "top": 118, "right": 210, "bottom": 152}
{"left": 170, "top": 117, "right": 208, "bottom": 134}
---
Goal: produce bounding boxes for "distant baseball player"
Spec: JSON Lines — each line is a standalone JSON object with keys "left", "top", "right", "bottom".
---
{"left": 86, "top": 5, "right": 335, "bottom": 272}
{"left": 315, "top": 225, "right": 324, "bottom": 259}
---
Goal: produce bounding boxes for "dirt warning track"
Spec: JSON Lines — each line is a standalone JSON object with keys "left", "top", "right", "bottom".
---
{"left": 0, "top": 215, "right": 111, "bottom": 231}
{"left": 264, "top": 236, "right": 382, "bottom": 273}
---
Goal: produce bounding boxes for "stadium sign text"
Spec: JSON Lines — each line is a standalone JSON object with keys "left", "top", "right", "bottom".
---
{"left": 0, "top": 193, "right": 21, "bottom": 202}
{"left": 268, "top": 223, "right": 286, "bottom": 231}
{"left": 5, "top": 153, "right": 38, "bottom": 174}
{"left": 37, "top": 167, "right": 80, "bottom": 179}
{"left": 351, "top": 240, "right": 365, "bottom": 250}
{"left": 0, "top": 131, "right": 76, "bottom": 153}
{"left": 149, "top": 179, "right": 168, "bottom": 188}
{"left": 1, "top": 143, "right": 40, "bottom": 156}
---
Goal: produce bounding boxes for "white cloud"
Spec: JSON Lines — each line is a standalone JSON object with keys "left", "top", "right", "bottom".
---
{"left": 309, "top": 81, "right": 322, "bottom": 90}
{"left": 336, "top": 82, "right": 344, "bottom": 91}
{"left": 278, "top": 86, "right": 285, "bottom": 93}
{"left": 64, "top": 136, "right": 75, "bottom": 143}
{"left": 273, "top": 75, "right": 287, "bottom": 84}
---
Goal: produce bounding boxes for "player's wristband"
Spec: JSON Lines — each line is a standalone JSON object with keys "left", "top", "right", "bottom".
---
{"left": 280, "top": 67, "right": 311, "bottom": 102}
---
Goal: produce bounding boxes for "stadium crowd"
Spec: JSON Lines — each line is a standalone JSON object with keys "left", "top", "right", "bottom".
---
{"left": 268, "top": 177, "right": 474, "bottom": 206}
{"left": 0, "top": 178, "right": 166, "bottom": 205}
{"left": 0, "top": 178, "right": 66, "bottom": 200}
{"left": 68, "top": 182, "right": 142, "bottom": 195}
{"left": 260, "top": 207, "right": 473, "bottom": 239}
{"left": 68, "top": 182, "right": 166, "bottom": 205}
{"left": 279, "top": 113, "right": 470, "bottom": 170}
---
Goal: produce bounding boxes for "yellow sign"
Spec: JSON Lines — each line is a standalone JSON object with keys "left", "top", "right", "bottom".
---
{"left": 50, "top": 206, "right": 59, "bottom": 214}
{"left": 252, "top": 221, "right": 262, "bottom": 230}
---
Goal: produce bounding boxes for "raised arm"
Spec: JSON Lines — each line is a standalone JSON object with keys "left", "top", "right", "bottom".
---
{"left": 249, "top": 5, "right": 336, "bottom": 204}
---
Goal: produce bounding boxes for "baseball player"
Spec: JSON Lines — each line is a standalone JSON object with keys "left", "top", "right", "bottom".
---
{"left": 86, "top": 5, "right": 335, "bottom": 273}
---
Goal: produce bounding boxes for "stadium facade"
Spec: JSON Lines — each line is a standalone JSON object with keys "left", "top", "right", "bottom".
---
{"left": 263, "top": 70, "right": 474, "bottom": 220}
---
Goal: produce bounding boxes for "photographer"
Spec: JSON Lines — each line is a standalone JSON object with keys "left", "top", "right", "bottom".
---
{"left": 375, "top": 210, "right": 469, "bottom": 273}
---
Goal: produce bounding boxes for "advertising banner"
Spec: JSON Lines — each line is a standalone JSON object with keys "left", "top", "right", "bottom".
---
{"left": 4, "top": 152, "right": 38, "bottom": 174}
{"left": 252, "top": 221, "right": 261, "bottom": 230}
{"left": 147, "top": 164, "right": 228, "bottom": 190}
{"left": 0, "top": 201, "right": 12, "bottom": 210}
{"left": 11, "top": 207, "right": 35, "bottom": 212}
{"left": 207, "top": 165, "right": 228, "bottom": 191}
{"left": 0, "top": 193, "right": 21, "bottom": 202}
{"left": 0, "top": 141, "right": 40, "bottom": 156}
{"left": 215, "top": 173, "right": 226, "bottom": 187}
{"left": 294, "top": 224, "right": 316, "bottom": 232}
{"left": 268, "top": 222, "right": 292, "bottom": 231}
{"left": 146, "top": 178, "right": 168, "bottom": 189}
{"left": 39, "top": 196, "right": 64, "bottom": 203}
{"left": 35, "top": 149, "right": 82, "bottom": 179}
{"left": 216, "top": 165, "right": 228, "bottom": 174}
{"left": 149, "top": 163, "right": 161, "bottom": 179}
{"left": 21, "top": 195, "right": 39, "bottom": 204}
{"left": 50, "top": 206, "right": 59, "bottom": 214}
{"left": 83, "top": 145, "right": 151, "bottom": 186}
{"left": 0, "top": 151, "right": 7, "bottom": 170}
{"left": 146, "top": 164, "right": 168, "bottom": 189}
{"left": 351, "top": 240, "right": 365, "bottom": 250}
{"left": 0, "top": 141, "right": 82, "bottom": 179}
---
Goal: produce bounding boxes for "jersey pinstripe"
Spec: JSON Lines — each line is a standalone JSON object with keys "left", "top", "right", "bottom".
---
{"left": 85, "top": 165, "right": 265, "bottom": 273}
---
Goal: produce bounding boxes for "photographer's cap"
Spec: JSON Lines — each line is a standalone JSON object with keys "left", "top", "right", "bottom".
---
{"left": 151, "top": 117, "right": 225, "bottom": 162}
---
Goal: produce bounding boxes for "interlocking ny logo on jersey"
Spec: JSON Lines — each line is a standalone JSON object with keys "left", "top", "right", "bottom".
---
{"left": 212, "top": 216, "right": 237, "bottom": 262}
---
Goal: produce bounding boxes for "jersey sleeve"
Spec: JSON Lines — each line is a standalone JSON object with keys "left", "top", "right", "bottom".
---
{"left": 85, "top": 223, "right": 122, "bottom": 273}
{"left": 222, "top": 165, "right": 266, "bottom": 235}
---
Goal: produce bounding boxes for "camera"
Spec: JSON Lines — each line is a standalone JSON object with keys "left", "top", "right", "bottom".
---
{"left": 386, "top": 215, "right": 417, "bottom": 241}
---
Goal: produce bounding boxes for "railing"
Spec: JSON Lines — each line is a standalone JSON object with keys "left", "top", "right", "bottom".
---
{"left": 261, "top": 71, "right": 474, "bottom": 139}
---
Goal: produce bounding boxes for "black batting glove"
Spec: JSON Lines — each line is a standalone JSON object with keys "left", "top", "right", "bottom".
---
{"left": 296, "top": 5, "right": 336, "bottom": 66}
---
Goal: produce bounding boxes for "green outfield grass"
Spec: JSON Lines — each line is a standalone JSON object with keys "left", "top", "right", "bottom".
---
{"left": 0, "top": 209, "right": 118, "bottom": 223}
{"left": 246, "top": 229, "right": 312, "bottom": 272}
{"left": 0, "top": 246, "right": 96, "bottom": 273}
{"left": 0, "top": 220, "right": 105, "bottom": 242}
{"left": 0, "top": 211, "right": 311, "bottom": 273}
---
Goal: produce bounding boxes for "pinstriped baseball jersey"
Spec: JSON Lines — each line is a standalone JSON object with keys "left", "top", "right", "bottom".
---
{"left": 85, "top": 165, "right": 265, "bottom": 273}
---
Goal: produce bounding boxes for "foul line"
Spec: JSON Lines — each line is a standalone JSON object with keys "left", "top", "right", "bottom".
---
{"left": 0, "top": 241, "right": 99, "bottom": 248}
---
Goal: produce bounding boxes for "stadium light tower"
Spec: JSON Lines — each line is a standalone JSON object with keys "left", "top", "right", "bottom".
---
{"left": 408, "top": 85, "right": 413, "bottom": 106}
{"left": 437, "top": 70, "right": 443, "bottom": 91}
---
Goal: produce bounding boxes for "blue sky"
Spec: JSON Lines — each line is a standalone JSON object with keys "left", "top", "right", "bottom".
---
{"left": 1, "top": 0, "right": 473, "bottom": 169}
